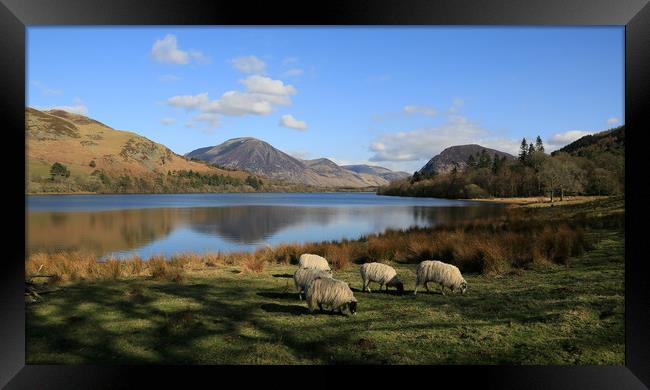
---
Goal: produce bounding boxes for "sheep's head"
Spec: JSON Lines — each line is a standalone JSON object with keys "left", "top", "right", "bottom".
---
{"left": 395, "top": 281, "right": 404, "bottom": 294}
{"left": 348, "top": 301, "right": 357, "bottom": 315}
{"left": 459, "top": 281, "right": 468, "bottom": 294}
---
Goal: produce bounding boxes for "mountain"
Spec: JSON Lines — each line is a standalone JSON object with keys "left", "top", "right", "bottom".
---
{"left": 302, "top": 158, "right": 387, "bottom": 187}
{"left": 186, "top": 137, "right": 309, "bottom": 183}
{"left": 419, "top": 144, "right": 515, "bottom": 175}
{"left": 342, "top": 164, "right": 410, "bottom": 182}
{"left": 26, "top": 107, "right": 250, "bottom": 183}
{"left": 552, "top": 126, "right": 624, "bottom": 157}
{"left": 186, "top": 138, "right": 402, "bottom": 188}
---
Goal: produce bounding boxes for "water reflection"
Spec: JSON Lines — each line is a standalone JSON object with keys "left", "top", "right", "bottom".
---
{"left": 27, "top": 197, "right": 505, "bottom": 258}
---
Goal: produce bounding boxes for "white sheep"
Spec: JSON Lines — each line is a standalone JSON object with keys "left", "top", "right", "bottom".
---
{"left": 360, "top": 262, "right": 404, "bottom": 294}
{"left": 306, "top": 277, "right": 357, "bottom": 315}
{"left": 293, "top": 267, "right": 332, "bottom": 300}
{"left": 298, "top": 253, "right": 331, "bottom": 273}
{"left": 413, "top": 260, "right": 467, "bottom": 296}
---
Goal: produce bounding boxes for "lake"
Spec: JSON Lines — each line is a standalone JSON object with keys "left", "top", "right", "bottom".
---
{"left": 26, "top": 192, "right": 506, "bottom": 259}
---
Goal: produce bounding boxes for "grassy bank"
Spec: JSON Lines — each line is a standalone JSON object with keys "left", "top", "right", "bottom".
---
{"left": 468, "top": 195, "right": 609, "bottom": 207}
{"left": 26, "top": 229, "right": 624, "bottom": 364}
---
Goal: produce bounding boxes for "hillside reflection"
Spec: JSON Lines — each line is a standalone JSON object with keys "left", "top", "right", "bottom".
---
{"left": 28, "top": 203, "right": 505, "bottom": 258}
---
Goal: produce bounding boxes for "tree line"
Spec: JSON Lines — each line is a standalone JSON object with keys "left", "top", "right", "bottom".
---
{"left": 378, "top": 135, "right": 623, "bottom": 200}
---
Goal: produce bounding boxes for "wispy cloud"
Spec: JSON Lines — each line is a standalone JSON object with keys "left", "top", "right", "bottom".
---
{"left": 282, "top": 57, "right": 299, "bottom": 66}
{"left": 606, "top": 117, "right": 620, "bottom": 125}
{"left": 160, "top": 117, "right": 176, "bottom": 125}
{"left": 31, "top": 81, "right": 63, "bottom": 96}
{"left": 282, "top": 68, "right": 304, "bottom": 78}
{"left": 150, "top": 34, "right": 207, "bottom": 65}
{"left": 279, "top": 114, "right": 308, "bottom": 131}
{"left": 229, "top": 55, "right": 267, "bottom": 74}
{"left": 43, "top": 98, "right": 89, "bottom": 115}
{"left": 404, "top": 105, "right": 437, "bottom": 117}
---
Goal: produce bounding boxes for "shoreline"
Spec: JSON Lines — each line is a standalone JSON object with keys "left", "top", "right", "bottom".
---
{"left": 467, "top": 195, "right": 610, "bottom": 207}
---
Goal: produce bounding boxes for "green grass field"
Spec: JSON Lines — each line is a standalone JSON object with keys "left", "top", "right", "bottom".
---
{"left": 26, "top": 229, "right": 624, "bottom": 365}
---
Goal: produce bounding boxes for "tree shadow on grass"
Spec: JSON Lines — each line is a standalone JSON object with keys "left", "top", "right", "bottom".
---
{"left": 260, "top": 303, "right": 309, "bottom": 315}
{"left": 272, "top": 273, "right": 293, "bottom": 278}
{"left": 257, "top": 291, "right": 296, "bottom": 300}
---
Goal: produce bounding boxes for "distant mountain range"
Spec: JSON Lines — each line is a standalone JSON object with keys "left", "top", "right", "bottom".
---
{"left": 186, "top": 137, "right": 409, "bottom": 188}
{"left": 418, "top": 144, "right": 515, "bottom": 175}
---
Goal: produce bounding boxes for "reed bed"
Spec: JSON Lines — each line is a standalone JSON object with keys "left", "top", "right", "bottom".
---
{"left": 26, "top": 210, "right": 609, "bottom": 284}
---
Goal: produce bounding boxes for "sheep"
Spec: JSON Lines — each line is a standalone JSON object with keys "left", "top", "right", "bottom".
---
{"left": 413, "top": 260, "right": 467, "bottom": 296}
{"left": 293, "top": 268, "right": 332, "bottom": 300}
{"left": 360, "top": 262, "right": 404, "bottom": 294}
{"left": 298, "top": 253, "right": 332, "bottom": 273}
{"left": 306, "top": 277, "right": 357, "bottom": 315}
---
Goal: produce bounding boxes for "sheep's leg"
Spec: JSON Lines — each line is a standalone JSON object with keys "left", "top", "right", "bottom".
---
{"left": 318, "top": 303, "right": 324, "bottom": 312}
{"left": 440, "top": 284, "right": 446, "bottom": 296}
{"left": 424, "top": 282, "right": 430, "bottom": 292}
{"left": 413, "top": 280, "right": 419, "bottom": 296}
{"left": 363, "top": 279, "right": 370, "bottom": 292}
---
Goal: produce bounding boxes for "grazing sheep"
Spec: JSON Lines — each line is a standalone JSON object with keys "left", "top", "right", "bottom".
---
{"left": 306, "top": 277, "right": 357, "bottom": 315}
{"left": 293, "top": 268, "right": 332, "bottom": 300}
{"left": 414, "top": 260, "right": 467, "bottom": 296}
{"left": 360, "top": 262, "right": 404, "bottom": 294}
{"left": 298, "top": 253, "right": 332, "bottom": 273}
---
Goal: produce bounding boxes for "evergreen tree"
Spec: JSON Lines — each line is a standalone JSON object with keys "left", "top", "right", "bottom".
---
{"left": 528, "top": 142, "right": 535, "bottom": 158}
{"left": 467, "top": 154, "right": 476, "bottom": 168}
{"left": 535, "top": 135, "right": 545, "bottom": 153}
{"left": 518, "top": 138, "right": 528, "bottom": 162}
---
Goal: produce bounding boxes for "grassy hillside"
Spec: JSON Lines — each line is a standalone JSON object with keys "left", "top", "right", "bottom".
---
{"left": 26, "top": 108, "right": 262, "bottom": 194}
{"left": 553, "top": 126, "right": 624, "bottom": 158}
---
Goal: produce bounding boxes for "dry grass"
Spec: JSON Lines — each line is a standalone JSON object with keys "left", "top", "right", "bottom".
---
{"left": 27, "top": 199, "right": 619, "bottom": 283}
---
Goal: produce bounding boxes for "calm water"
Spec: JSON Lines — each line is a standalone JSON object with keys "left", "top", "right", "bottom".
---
{"left": 27, "top": 192, "right": 506, "bottom": 259}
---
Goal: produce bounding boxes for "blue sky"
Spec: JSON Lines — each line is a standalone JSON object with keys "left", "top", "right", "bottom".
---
{"left": 27, "top": 26, "right": 624, "bottom": 173}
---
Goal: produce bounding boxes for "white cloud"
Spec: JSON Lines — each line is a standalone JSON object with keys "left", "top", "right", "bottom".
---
{"left": 546, "top": 130, "right": 592, "bottom": 151}
{"left": 194, "top": 113, "right": 220, "bottom": 128}
{"left": 230, "top": 55, "right": 267, "bottom": 74}
{"left": 449, "top": 98, "right": 465, "bottom": 113}
{"left": 150, "top": 34, "right": 207, "bottom": 65}
{"left": 282, "top": 68, "right": 304, "bottom": 78}
{"left": 203, "top": 91, "right": 275, "bottom": 116}
{"left": 166, "top": 75, "right": 297, "bottom": 129}
{"left": 160, "top": 117, "right": 176, "bottom": 125}
{"left": 279, "top": 114, "right": 308, "bottom": 131}
{"left": 239, "top": 75, "right": 296, "bottom": 96}
{"left": 607, "top": 117, "right": 620, "bottom": 125}
{"left": 31, "top": 81, "right": 63, "bottom": 96}
{"left": 404, "top": 105, "right": 437, "bottom": 117}
{"left": 167, "top": 92, "right": 210, "bottom": 110}
{"left": 48, "top": 98, "right": 88, "bottom": 115}
{"left": 368, "top": 114, "right": 521, "bottom": 163}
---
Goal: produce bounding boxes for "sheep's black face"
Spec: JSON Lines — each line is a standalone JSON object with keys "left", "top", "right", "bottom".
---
{"left": 396, "top": 282, "right": 404, "bottom": 294}
{"left": 348, "top": 301, "right": 357, "bottom": 315}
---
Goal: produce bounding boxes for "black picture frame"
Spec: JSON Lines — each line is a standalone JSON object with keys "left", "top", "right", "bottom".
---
{"left": 2, "top": 0, "right": 649, "bottom": 388}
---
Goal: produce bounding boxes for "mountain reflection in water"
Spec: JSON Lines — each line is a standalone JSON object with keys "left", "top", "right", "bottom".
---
{"left": 27, "top": 193, "right": 505, "bottom": 259}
